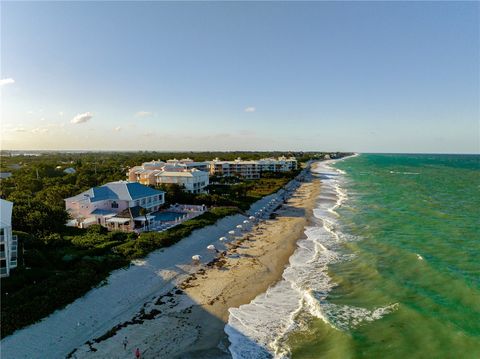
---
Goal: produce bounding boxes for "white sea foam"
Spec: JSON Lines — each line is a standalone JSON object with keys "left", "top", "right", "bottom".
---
{"left": 389, "top": 170, "right": 420, "bottom": 175}
{"left": 225, "top": 159, "right": 398, "bottom": 359}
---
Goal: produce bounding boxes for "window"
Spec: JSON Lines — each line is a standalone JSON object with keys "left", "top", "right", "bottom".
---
{"left": 111, "top": 201, "right": 119, "bottom": 209}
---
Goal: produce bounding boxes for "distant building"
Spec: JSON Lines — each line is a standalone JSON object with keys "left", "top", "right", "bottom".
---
{"left": 65, "top": 181, "right": 165, "bottom": 231}
{"left": 0, "top": 199, "right": 18, "bottom": 277}
{"left": 63, "top": 167, "right": 76, "bottom": 174}
{"left": 209, "top": 156, "right": 298, "bottom": 179}
{"left": 128, "top": 160, "right": 209, "bottom": 194}
{"left": 0, "top": 172, "right": 12, "bottom": 180}
{"left": 165, "top": 158, "right": 210, "bottom": 172}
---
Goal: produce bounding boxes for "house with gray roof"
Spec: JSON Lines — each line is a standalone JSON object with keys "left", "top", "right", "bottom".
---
{"left": 65, "top": 181, "right": 165, "bottom": 231}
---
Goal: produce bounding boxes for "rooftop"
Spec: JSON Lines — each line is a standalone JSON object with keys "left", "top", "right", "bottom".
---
{"left": 66, "top": 181, "right": 165, "bottom": 203}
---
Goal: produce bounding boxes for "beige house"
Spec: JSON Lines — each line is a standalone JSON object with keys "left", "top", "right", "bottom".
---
{"left": 128, "top": 161, "right": 209, "bottom": 194}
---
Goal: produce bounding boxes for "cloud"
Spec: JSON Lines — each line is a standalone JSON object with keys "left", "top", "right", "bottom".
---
{"left": 59, "top": 111, "right": 64, "bottom": 116}
{"left": 114, "top": 127, "right": 122, "bottom": 132}
{"left": 0, "top": 78, "right": 15, "bottom": 86}
{"left": 142, "top": 131, "right": 154, "bottom": 137}
{"left": 135, "top": 111, "right": 153, "bottom": 118}
{"left": 244, "top": 106, "right": 256, "bottom": 113}
{"left": 71, "top": 112, "right": 93, "bottom": 124}
{"left": 31, "top": 128, "right": 49, "bottom": 134}
{"left": 13, "top": 127, "right": 27, "bottom": 132}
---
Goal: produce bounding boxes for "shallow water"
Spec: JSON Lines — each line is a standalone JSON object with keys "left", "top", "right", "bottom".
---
{"left": 226, "top": 154, "right": 480, "bottom": 358}
{"left": 289, "top": 154, "right": 480, "bottom": 358}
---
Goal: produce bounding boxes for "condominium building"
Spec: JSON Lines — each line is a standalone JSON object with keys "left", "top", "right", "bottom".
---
{"left": 166, "top": 158, "right": 210, "bottom": 172}
{"left": 128, "top": 160, "right": 209, "bottom": 194}
{"left": 65, "top": 181, "right": 165, "bottom": 231}
{"left": 0, "top": 199, "right": 18, "bottom": 277}
{"left": 209, "top": 156, "right": 298, "bottom": 179}
{"left": 155, "top": 168, "right": 209, "bottom": 194}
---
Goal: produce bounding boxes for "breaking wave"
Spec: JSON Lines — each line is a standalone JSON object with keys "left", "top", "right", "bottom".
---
{"left": 225, "top": 160, "right": 398, "bottom": 359}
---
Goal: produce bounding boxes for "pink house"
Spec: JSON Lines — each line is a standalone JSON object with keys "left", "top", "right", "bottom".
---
{"left": 65, "top": 181, "right": 165, "bottom": 231}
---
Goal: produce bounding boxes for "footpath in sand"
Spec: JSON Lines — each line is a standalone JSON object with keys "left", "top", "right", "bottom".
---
{"left": 71, "top": 166, "right": 321, "bottom": 359}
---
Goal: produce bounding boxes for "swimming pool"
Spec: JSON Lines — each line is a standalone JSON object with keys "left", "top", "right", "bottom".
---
{"left": 151, "top": 211, "right": 186, "bottom": 222}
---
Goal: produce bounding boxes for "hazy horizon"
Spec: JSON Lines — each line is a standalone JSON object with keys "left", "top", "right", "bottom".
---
{"left": 1, "top": 2, "right": 479, "bottom": 153}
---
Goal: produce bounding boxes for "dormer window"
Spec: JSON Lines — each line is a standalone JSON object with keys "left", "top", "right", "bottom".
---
{"left": 111, "top": 201, "right": 119, "bottom": 209}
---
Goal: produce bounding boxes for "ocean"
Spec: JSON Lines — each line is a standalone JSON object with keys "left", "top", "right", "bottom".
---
{"left": 226, "top": 153, "right": 480, "bottom": 358}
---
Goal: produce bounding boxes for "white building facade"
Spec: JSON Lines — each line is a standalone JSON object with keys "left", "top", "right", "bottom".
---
{"left": 155, "top": 168, "right": 209, "bottom": 194}
{"left": 209, "top": 156, "right": 298, "bottom": 179}
{"left": 1, "top": 199, "right": 18, "bottom": 277}
{"left": 128, "top": 160, "right": 210, "bottom": 194}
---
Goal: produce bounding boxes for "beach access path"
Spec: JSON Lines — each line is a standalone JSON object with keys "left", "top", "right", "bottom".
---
{"left": 1, "top": 166, "right": 315, "bottom": 359}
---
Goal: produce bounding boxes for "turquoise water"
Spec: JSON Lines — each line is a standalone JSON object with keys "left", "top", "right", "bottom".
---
{"left": 289, "top": 154, "right": 480, "bottom": 358}
{"left": 151, "top": 211, "right": 186, "bottom": 222}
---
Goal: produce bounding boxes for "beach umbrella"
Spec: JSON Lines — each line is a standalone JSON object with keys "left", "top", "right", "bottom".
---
{"left": 249, "top": 216, "right": 255, "bottom": 220}
{"left": 228, "top": 230, "right": 235, "bottom": 235}
{"left": 243, "top": 220, "right": 249, "bottom": 224}
{"left": 207, "top": 244, "right": 216, "bottom": 251}
{"left": 236, "top": 225, "right": 243, "bottom": 229}
{"left": 191, "top": 255, "right": 201, "bottom": 263}
{"left": 219, "top": 237, "right": 227, "bottom": 242}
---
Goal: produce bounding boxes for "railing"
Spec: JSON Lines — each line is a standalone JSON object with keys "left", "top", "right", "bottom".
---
{"left": 0, "top": 251, "right": 5, "bottom": 258}
{"left": 0, "top": 268, "right": 7, "bottom": 276}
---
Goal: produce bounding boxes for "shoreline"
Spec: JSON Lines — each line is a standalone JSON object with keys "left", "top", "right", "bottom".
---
{"left": 71, "top": 164, "right": 322, "bottom": 358}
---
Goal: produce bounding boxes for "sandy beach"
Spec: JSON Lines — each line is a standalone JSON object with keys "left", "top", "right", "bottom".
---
{"left": 71, "top": 165, "right": 321, "bottom": 359}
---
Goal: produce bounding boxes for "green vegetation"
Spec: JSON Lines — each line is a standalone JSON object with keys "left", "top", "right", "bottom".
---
{"left": 0, "top": 207, "right": 238, "bottom": 337}
{"left": 0, "top": 151, "right": 349, "bottom": 337}
{"left": 157, "top": 170, "right": 299, "bottom": 210}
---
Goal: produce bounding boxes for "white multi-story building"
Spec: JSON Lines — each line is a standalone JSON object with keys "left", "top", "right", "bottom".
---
{"left": 128, "top": 160, "right": 210, "bottom": 194}
{"left": 166, "top": 158, "right": 210, "bottom": 172}
{"left": 209, "top": 156, "right": 298, "bottom": 179}
{"left": 154, "top": 168, "right": 209, "bottom": 194}
{"left": 1, "top": 199, "right": 18, "bottom": 277}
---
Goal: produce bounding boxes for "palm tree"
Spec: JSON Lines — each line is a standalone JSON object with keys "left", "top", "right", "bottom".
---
{"left": 139, "top": 207, "right": 150, "bottom": 231}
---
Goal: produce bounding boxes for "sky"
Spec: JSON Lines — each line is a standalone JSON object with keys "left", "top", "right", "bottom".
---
{"left": 1, "top": 1, "right": 479, "bottom": 153}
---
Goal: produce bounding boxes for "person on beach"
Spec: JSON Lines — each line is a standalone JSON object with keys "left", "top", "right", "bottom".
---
{"left": 135, "top": 347, "right": 141, "bottom": 358}
{"left": 123, "top": 336, "right": 128, "bottom": 350}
